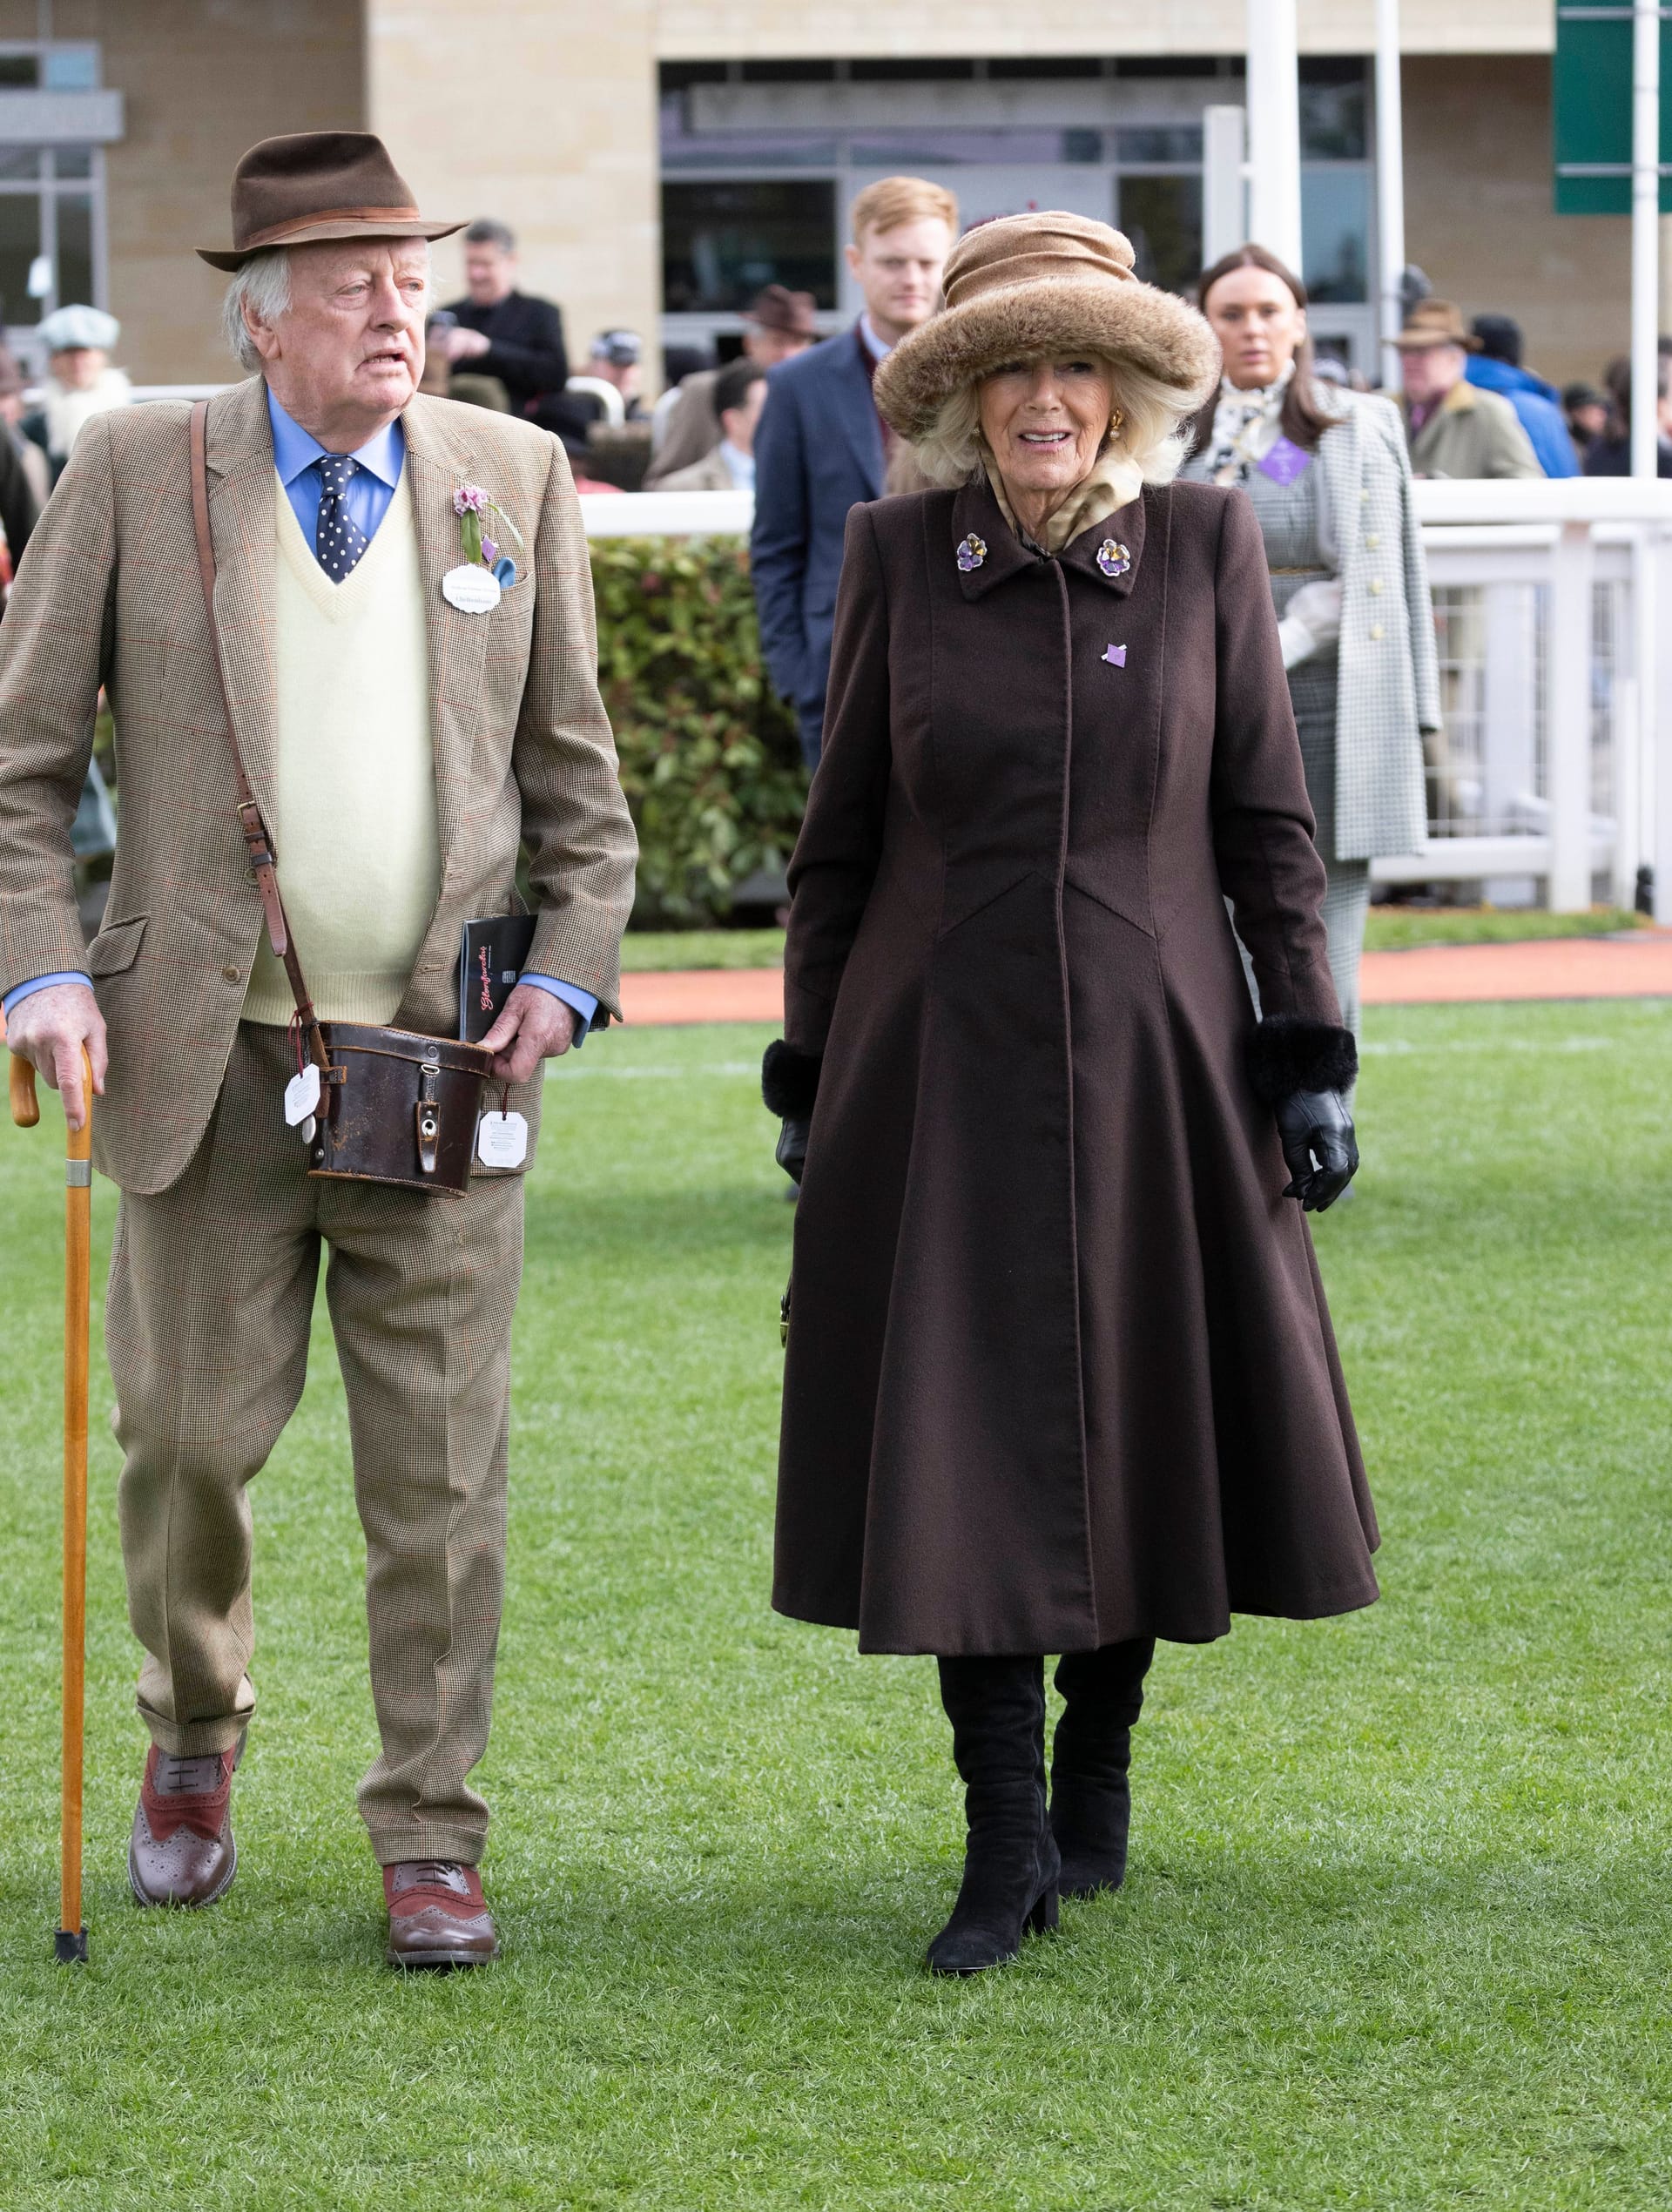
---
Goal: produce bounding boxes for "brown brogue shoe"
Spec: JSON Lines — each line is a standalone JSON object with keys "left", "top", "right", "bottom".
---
{"left": 384, "top": 1860, "right": 498, "bottom": 1969}
{"left": 128, "top": 1738, "right": 242, "bottom": 1907}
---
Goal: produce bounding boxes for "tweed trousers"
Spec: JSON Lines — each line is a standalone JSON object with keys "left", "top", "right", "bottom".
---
{"left": 106, "top": 1022, "right": 523, "bottom": 1867}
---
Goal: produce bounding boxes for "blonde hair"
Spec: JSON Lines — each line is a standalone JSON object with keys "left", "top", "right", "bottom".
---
{"left": 910, "top": 354, "right": 1197, "bottom": 501}
{"left": 851, "top": 175, "right": 959, "bottom": 245}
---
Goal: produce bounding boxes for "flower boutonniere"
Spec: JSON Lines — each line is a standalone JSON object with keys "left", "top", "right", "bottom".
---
{"left": 442, "top": 482, "right": 526, "bottom": 613}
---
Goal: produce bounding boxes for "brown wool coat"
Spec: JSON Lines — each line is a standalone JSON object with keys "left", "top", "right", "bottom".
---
{"left": 774, "top": 475, "right": 1379, "bottom": 1656}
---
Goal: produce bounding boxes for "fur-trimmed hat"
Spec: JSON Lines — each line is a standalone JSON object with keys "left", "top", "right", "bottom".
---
{"left": 873, "top": 211, "right": 1217, "bottom": 442}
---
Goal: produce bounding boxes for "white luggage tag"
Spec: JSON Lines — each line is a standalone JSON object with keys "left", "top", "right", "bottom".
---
{"left": 284, "top": 1064, "right": 320, "bottom": 1126}
{"left": 477, "top": 1109, "right": 529, "bottom": 1168}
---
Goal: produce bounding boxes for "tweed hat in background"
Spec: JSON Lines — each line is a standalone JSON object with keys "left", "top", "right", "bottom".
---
{"left": 873, "top": 211, "right": 1218, "bottom": 441}
{"left": 748, "top": 284, "right": 819, "bottom": 339}
{"left": 1392, "top": 299, "right": 1477, "bottom": 352}
{"left": 198, "top": 132, "right": 462, "bottom": 271}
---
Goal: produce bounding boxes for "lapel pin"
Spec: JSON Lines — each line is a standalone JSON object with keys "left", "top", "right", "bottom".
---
{"left": 445, "top": 482, "right": 524, "bottom": 613}
{"left": 1096, "top": 540, "right": 1131, "bottom": 579}
{"left": 1102, "top": 644, "right": 1128, "bottom": 668}
{"left": 955, "top": 532, "right": 988, "bottom": 573}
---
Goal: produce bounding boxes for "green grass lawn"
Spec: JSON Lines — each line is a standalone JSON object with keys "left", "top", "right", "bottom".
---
{"left": 3, "top": 1002, "right": 1672, "bottom": 2209}
{"left": 1361, "top": 905, "right": 1645, "bottom": 952}
{"left": 621, "top": 909, "right": 1648, "bottom": 970}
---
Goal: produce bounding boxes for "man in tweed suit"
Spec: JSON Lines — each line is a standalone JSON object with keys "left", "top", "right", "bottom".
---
{"left": 0, "top": 134, "right": 636, "bottom": 1966}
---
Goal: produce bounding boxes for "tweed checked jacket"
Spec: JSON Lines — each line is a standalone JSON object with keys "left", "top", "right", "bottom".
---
{"left": 1315, "top": 391, "right": 1442, "bottom": 860}
{"left": 0, "top": 376, "right": 637, "bottom": 1194}
{"left": 1185, "top": 388, "right": 1441, "bottom": 860}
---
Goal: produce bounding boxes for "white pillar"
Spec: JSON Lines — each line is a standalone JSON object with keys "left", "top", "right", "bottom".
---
{"left": 1631, "top": 0, "right": 1662, "bottom": 480}
{"left": 1374, "top": 0, "right": 1406, "bottom": 391}
{"left": 1245, "top": 0, "right": 1304, "bottom": 273}
{"left": 1203, "top": 105, "right": 1249, "bottom": 266}
{"left": 1547, "top": 522, "right": 1598, "bottom": 913}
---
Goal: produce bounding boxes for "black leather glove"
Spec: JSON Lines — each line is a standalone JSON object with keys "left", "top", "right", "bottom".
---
{"left": 764, "top": 1041, "right": 820, "bottom": 1188}
{"left": 775, "top": 1114, "right": 810, "bottom": 1185}
{"left": 1274, "top": 1088, "right": 1358, "bottom": 1212}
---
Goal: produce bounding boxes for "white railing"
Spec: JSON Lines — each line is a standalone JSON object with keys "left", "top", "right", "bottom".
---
{"left": 580, "top": 478, "right": 1672, "bottom": 918}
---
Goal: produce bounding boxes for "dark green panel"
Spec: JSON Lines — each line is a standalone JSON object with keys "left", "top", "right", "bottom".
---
{"left": 1553, "top": 12, "right": 1672, "bottom": 214}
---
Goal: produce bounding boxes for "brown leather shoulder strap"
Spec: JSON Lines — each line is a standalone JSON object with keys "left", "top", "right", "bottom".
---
{"left": 189, "top": 399, "right": 327, "bottom": 1065}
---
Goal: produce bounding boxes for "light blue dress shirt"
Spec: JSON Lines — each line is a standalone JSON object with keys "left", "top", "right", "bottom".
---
{"left": 3, "top": 391, "right": 597, "bottom": 1043}
{"left": 267, "top": 386, "right": 405, "bottom": 546}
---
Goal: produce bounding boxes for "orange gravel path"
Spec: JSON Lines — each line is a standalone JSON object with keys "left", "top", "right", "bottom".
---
{"left": 620, "top": 934, "right": 1672, "bottom": 1027}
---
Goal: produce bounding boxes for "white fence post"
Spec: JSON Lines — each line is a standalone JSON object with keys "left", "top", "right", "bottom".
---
{"left": 1654, "top": 531, "right": 1672, "bottom": 923}
{"left": 1547, "top": 519, "right": 1597, "bottom": 912}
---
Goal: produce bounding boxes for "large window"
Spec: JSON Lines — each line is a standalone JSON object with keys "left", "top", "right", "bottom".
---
{"left": 0, "top": 40, "right": 108, "bottom": 330}
{"left": 658, "top": 58, "right": 1376, "bottom": 360}
{"left": 1300, "top": 59, "right": 1370, "bottom": 304}
{"left": 663, "top": 180, "right": 839, "bottom": 314}
{"left": 0, "top": 145, "right": 103, "bottom": 325}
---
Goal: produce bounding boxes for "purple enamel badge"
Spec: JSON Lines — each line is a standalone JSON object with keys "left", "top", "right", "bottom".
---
{"left": 956, "top": 532, "right": 988, "bottom": 572}
{"left": 1102, "top": 644, "right": 1128, "bottom": 668}
{"left": 1256, "top": 435, "right": 1311, "bottom": 487}
{"left": 1096, "top": 539, "right": 1131, "bottom": 578}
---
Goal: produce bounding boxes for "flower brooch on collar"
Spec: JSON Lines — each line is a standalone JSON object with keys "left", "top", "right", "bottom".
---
{"left": 1096, "top": 539, "right": 1132, "bottom": 579}
{"left": 442, "top": 482, "right": 526, "bottom": 613}
{"left": 956, "top": 532, "right": 988, "bottom": 573}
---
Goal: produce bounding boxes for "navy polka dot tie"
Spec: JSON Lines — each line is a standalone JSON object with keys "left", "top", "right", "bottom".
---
{"left": 315, "top": 453, "right": 368, "bottom": 582}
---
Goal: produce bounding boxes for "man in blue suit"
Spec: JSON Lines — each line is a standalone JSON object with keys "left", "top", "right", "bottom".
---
{"left": 752, "top": 176, "right": 957, "bottom": 767}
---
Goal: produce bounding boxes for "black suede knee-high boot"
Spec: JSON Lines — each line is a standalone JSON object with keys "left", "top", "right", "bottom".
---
{"left": 1050, "top": 1637, "right": 1156, "bottom": 1899}
{"left": 927, "top": 1655, "right": 1060, "bottom": 1976}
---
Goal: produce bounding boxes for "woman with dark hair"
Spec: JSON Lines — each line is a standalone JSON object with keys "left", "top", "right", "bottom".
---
{"left": 1182, "top": 245, "right": 1440, "bottom": 1035}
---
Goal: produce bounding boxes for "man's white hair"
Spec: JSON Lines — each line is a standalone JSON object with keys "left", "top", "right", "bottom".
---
{"left": 220, "top": 243, "right": 433, "bottom": 374}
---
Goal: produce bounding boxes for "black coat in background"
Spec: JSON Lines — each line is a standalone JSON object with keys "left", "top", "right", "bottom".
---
{"left": 775, "top": 476, "right": 1379, "bottom": 1657}
{"left": 441, "top": 289, "right": 569, "bottom": 411}
{"left": 0, "top": 425, "right": 40, "bottom": 560}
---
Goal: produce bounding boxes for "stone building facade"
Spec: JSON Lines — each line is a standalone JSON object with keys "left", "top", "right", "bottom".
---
{"left": 0, "top": 0, "right": 1658, "bottom": 392}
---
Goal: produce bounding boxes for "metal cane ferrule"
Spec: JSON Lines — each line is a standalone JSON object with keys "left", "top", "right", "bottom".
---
{"left": 65, "top": 1160, "right": 91, "bottom": 1188}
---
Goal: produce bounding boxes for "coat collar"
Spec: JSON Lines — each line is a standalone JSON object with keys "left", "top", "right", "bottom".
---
{"left": 950, "top": 475, "right": 1147, "bottom": 602}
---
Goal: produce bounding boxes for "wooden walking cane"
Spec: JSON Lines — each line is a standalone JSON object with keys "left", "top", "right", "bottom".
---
{"left": 8, "top": 1042, "right": 92, "bottom": 1965}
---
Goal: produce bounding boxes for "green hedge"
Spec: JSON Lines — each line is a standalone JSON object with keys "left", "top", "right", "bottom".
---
{"left": 590, "top": 536, "right": 807, "bottom": 927}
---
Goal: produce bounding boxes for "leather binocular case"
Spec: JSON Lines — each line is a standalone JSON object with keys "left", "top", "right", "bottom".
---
{"left": 309, "top": 1024, "right": 493, "bottom": 1197}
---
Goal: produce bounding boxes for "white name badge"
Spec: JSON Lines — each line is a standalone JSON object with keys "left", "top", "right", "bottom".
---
{"left": 477, "top": 1109, "right": 529, "bottom": 1168}
{"left": 284, "top": 1065, "right": 321, "bottom": 1126}
{"left": 442, "top": 563, "right": 502, "bottom": 614}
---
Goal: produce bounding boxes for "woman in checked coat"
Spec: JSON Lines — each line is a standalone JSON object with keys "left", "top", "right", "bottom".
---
{"left": 760, "top": 212, "right": 1379, "bottom": 1977}
{"left": 1182, "top": 244, "right": 1442, "bottom": 1035}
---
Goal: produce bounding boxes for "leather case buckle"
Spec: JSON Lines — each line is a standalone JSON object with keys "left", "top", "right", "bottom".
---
{"left": 415, "top": 1059, "right": 441, "bottom": 1176}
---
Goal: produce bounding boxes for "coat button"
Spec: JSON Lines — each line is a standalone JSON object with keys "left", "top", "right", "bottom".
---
{"left": 1369, "top": 622, "right": 1385, "bottom": 641}
{"left": 1359, "top": 489, "right": 1371, "bottom": 502}
{"left": 1365, "top": 532, "right": 1381, "bottom": 547}
{"left": 1368, "top": 577, "right": 1384, "bottom": 596}
{"left": 221, "top": 965, "right": 240, "bottom": 982}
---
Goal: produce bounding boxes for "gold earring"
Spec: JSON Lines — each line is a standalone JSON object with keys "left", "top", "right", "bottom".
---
{"left": 1109, "top": 408, "right": 1124, "bottom": 437}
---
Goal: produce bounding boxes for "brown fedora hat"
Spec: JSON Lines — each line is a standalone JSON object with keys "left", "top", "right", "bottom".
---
{"left": 197, "top": 132, "right": 463, "bottom": 271}
{"left": 748, "top": 284, "right": 818, "bottom": 340}
{"left": 1392, "top": 298, "right": 1477, "bottom": 353}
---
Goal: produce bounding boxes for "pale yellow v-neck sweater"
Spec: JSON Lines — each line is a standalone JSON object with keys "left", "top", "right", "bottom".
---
{"left": 243, "top": 469, "right": 440, "bottom": 1028}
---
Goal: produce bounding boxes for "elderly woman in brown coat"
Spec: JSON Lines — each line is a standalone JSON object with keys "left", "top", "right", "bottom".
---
{"left": 761, "top": 212, "right": 1377, "bottom": 1977}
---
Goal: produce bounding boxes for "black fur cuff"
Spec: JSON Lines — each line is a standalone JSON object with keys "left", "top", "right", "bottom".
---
{"left": 762, "top": 1040, "right": 822, "bottom": 1119}
{"left": 1245, "top": 1014, "right": 1358, "bottom": 1104}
